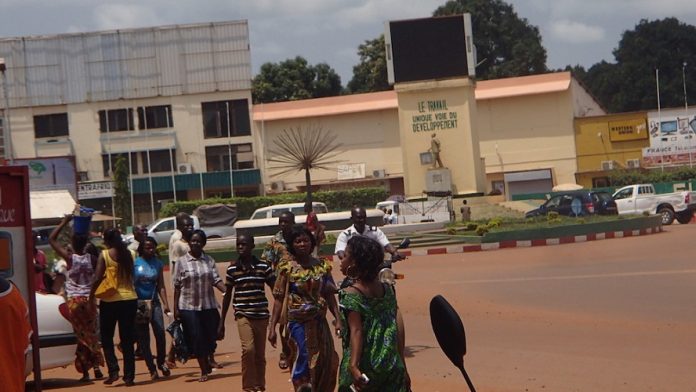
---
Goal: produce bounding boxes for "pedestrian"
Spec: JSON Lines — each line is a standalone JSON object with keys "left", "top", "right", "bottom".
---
{"left": 166, "top": 212, "right": 193, "bottom": 369}
{"left": 133, "top": 236, "right": 172, "bottom": 380}
{"left": 173, "top": 229, "right": 226, "bottom": 382}
{"left": 49, "top": 215, "right": 105, "bottom": 382}
{"left": 32, "top": 231, "right": 49, "bottom": 293}
{"left": 0, "top": 276, "right": 33, "bottom": 392}
{"left": 268, "top": 225, "right": 341, "bottom": 391}
{"left": 460, "top": 200, "right": 471, "bottom": 222}
{"left": 337, "top": 236, "right": 410, "bottom": 391}
{"left": 90, "top": 227, "right": 138, "bottom": 386}
{"left": 304, "top": 201, "right": 326, "bottom": 256}
{"left": 218, "top": 233, "right": 274, "bottom": 392}
{"left": 128, "top": 224, "right": 148, "bottom": 253}
{"left": 260, "top": 211, "right": 295, "bottom": 371}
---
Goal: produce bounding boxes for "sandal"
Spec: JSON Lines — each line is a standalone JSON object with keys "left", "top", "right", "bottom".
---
{"left": 199, "top": 374, "right": 208, "bottom": 382}
{"left": 278, "top": 353, "right": 289, "bottom": 370}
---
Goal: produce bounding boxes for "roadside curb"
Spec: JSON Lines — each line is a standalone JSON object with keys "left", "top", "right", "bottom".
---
{"left": 365, "top": 226, "right": 665, "bottom": 258}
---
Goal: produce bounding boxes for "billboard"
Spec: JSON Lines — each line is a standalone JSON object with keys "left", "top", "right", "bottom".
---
{"left": 642, "top": 108, "right": 696, "bottom": 167}
{"left": 14, "top": 156, "right": 77, "bottom": 198}
{"left": 385, "top": 14, "right": 475, "bottom": 84}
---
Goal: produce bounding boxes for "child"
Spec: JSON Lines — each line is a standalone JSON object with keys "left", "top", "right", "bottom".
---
{"left": 338, "top": 236, "right": 410, "bottom": 391}
{"left": 218, "top": 234, "right": 274, "bottom": 392}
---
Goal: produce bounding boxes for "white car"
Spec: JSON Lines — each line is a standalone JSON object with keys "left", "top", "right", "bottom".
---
{"left": 26, "top": 293, "right": 77, "bottom": 375}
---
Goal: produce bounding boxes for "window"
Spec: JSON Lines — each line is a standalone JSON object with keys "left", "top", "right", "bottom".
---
{"left": 137, "top": 105, "right": 173, "bottom": 130}
{"left": 613, "top": 188, "right": 633, "bottom": 200}
{"left": 205, "top": 143, "right": 254, "bottom": 172}
{"left": 141, "top": 149, "right": 176, "bottom": 173}
{"left": 102, "top": 153, "right": 138, "bottom": 177}
{"left": 99, "top": 109, "right": 134, "bottom": 132}
{"left": 201, "top": 99, "right": 251, "bottom": 138}
{"left": 34, "top": 113, "right": 69, "bottom": 138}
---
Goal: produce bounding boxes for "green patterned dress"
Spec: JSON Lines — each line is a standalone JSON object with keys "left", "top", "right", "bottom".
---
{"left": 338, "top": 285, "right": 408, "bottom": 391}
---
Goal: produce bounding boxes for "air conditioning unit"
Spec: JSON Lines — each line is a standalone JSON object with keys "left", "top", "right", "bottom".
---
{"left": 626, "top": 159, "right": 640, "bottom": 169}
{"left": 373, "top": 169, "right": 386, "bottom": 178}
{"left": 601, "top": 160, "right": 614, "bottom": 171}
{"left": 270, "top": 180, "right": 285, "bottom": 191}
{"left": 177, "top": 163, "right": 193, "bottom": 174}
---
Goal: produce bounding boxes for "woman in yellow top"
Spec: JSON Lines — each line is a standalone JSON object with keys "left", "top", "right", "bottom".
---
{"left": 89, "top": 228, "right": 138, "bottom": 386}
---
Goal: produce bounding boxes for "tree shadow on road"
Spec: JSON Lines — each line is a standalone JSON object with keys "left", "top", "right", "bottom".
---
{"left": 404, "top": 344, "right": 435, "bottom": 358}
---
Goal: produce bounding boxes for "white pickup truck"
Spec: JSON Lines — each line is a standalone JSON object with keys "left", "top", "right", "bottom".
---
{"left": 612, "top": 184, "right": 696, "bottom": 225}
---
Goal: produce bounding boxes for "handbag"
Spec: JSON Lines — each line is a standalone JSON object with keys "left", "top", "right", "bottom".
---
{"left": 135, "top": 299, "right": 153, "bottom": 324}
{"left": 95, "top": 250, "right": 118, "bottom": 299}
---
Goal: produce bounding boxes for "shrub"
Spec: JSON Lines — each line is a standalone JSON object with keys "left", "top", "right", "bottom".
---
{"left": 475, "top": 224, "right": 489, "bottom": 236}
{"left": 488, "top": 217, "right": 502, "bottom": 228}
{"left": 446, "top": 227, "right": 458, "bottom": 235}
{"left": 547, "top": 211, "right": 559, "bottom": 220}
{"left": 159, "top": 187, "right": 389, "bottom": 219}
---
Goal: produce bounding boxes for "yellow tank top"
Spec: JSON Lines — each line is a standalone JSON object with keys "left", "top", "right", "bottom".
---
{"left": 100, "top": 249, "right": 137, "bottom": 302}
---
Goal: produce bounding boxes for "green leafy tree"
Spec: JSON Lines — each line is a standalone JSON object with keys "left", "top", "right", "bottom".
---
{"left": 252, "top": 56, "right": 342, "bottom": 103}
{"left": 266, "top": 124, "right": 342, "bottom": 206}
{"left": 113, "top": 155, "right": 131, "bottom": 227}
{"left": 347, "top": 35, "right": 392, "bottom": 93}
{"left": 581, "top": 18, "right": 696, "bottom": 112}
{"left": 433, "top": 0, "right": 547, "bottom": 79}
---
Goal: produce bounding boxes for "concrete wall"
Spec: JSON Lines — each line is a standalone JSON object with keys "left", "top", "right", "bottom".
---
{"left": 477, "top": 88, "right": 578, "bottom": 191}
{"left": 258, "top": 108, "right": 402, "bottom": 192}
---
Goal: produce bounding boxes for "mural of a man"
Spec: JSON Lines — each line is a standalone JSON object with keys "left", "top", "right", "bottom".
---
{"left": 430, "top": 133, "right": 444, "bottom": 168}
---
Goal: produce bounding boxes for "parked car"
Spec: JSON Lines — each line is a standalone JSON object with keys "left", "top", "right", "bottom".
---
{"left": 525, "top": 191, "right": 618, "bottom": 218}
{"left": 612, "top": 184, "right": 696, "bottom": 225}
{"left": 125, "top": 204, "right": 237, "bottom": 246}
{"left": 26, "top": 292, "right": 77, "bottom": 375}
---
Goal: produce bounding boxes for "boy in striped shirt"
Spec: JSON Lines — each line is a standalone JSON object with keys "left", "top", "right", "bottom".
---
{"left": 218, "top": 234, "right": 273, "bottom": 392}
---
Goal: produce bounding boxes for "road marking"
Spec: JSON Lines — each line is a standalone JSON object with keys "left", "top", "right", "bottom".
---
{"left": 440, "top": 268, "right": 696, "bottom": 285}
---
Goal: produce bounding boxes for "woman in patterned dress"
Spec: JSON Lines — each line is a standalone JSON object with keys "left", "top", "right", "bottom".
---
{"left": 268, "top": 225, "right": 341, "bottom": 391}
{"left": 49, "top": 215, "right": 105, "bottom": 382}
{"left": 337, "top": 236, "right": 410, "bottom": 391}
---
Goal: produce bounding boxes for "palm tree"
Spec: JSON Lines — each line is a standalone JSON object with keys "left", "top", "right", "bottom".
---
{"left": 267, "top": 124, "right": 342, "bottom": 205}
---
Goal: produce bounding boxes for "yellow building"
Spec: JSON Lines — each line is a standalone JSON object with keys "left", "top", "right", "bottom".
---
{"left": 574, "top": 112, "right": 649, "bottom": 188}
{"left": 254, "top": 72, "right": 605, "bottom": 199}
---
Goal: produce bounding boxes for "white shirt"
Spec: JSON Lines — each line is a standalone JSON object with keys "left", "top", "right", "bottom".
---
{"left": 334, "top": 224, "right": 390, "bottom": 254}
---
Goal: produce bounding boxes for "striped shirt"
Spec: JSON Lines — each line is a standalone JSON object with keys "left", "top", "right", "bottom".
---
{"left": 225, "top": 256, "right": 273, "bottom": 319}
{"left": 173, "top": 252, "right": 222, "bottom": 311}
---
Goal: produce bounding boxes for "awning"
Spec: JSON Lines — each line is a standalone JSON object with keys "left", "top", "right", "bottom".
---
{"left": 31, "top": 190, "right": 76, "bottom": 220}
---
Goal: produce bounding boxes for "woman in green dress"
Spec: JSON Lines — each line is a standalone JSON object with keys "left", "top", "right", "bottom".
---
{"left": 338, "top": 236, "right": 410, "bottom": 391}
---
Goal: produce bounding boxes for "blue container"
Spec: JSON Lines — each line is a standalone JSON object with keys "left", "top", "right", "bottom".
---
{"left": 73, "top": 216, "right": 92, "bottom": 235}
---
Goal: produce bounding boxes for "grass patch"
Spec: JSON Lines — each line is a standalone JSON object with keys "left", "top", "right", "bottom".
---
{"left": 445, "top": 214, "right": 637, "bottom": 236}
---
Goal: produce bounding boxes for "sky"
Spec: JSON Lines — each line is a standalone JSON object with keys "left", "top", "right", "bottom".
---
{"left": 0, "top": 0, "right": 695, "bottom": 84}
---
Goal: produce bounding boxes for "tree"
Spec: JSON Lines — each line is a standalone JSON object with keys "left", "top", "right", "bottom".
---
{"left": 580, "top": 18, "right": 696, "bottom": 112}
{"left": 252, "top": 56, "right": 342, "bottom": 103}
{"left": 347, "top": 35, "right": 392, "bottom": 93}
{"left": 113, "top": 155, "right": 131, "bottom": 227}
{"left": 266, "top": 124, "right": 342, "bottom": 206}
{"left": 433, "top": 0, "right": 548, "bottom": 79}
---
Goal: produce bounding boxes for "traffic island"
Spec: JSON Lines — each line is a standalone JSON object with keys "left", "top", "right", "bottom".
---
{"left": 399, "top": 215, "right": 663, "bottom": 256}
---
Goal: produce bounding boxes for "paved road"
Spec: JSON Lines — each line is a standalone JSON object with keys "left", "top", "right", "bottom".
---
{"left": 34, "top": 225, "right": 696, "bottom": 391}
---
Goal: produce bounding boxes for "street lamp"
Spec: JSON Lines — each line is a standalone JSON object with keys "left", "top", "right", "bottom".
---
{"left": 0, "top": 57, "right": 13, "bottom": 165}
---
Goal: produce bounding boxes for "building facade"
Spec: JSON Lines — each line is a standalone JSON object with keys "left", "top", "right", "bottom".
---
{"left": 254, "top": 72, "right": 605, "bottom": 199}
{"left": 0, "top": 21, "right": 260, "bottom": 223}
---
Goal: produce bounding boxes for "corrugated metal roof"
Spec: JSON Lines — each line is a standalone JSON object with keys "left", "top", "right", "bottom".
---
{"left": 252, "top": 72, "right": 575, "bottom": 121}
{"left": 0, "top": 20, "right": 251, "bottom": 108}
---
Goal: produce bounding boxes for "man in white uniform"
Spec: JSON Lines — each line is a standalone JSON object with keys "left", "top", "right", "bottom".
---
{"left": 335, "top": 206, "right": 400, "bottom": 260}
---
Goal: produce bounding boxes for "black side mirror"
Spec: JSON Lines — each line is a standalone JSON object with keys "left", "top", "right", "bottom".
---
{"left": 429, "top": 295, "right": 477, "bottom": 392}
{"left": 398, "top": 238, "right": 410, "bottom": 249}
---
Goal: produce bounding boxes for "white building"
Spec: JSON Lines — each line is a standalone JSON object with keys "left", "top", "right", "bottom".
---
{"left": 0, "top": 20, "right": 261, "bottom": 223}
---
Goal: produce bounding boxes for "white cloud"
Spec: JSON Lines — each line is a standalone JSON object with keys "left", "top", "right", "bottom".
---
{"left": 550, "top": 20, "right": 605, "bottom": 44}
{"left": 92, "top": 4, "right": 164, "bottom": 31}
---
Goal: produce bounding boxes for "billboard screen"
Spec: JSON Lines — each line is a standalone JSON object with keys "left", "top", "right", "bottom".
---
{"left": 385, "top": 14, "right": 475, "bottom": 84}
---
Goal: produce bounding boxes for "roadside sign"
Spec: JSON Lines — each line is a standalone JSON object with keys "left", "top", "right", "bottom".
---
{"left": 0, "top": 166, "right": 42, "bottom": 387}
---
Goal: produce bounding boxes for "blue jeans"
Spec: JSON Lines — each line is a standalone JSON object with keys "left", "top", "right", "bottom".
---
{"left": 135, "top": 299, "right": 167, "bottom": 372}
